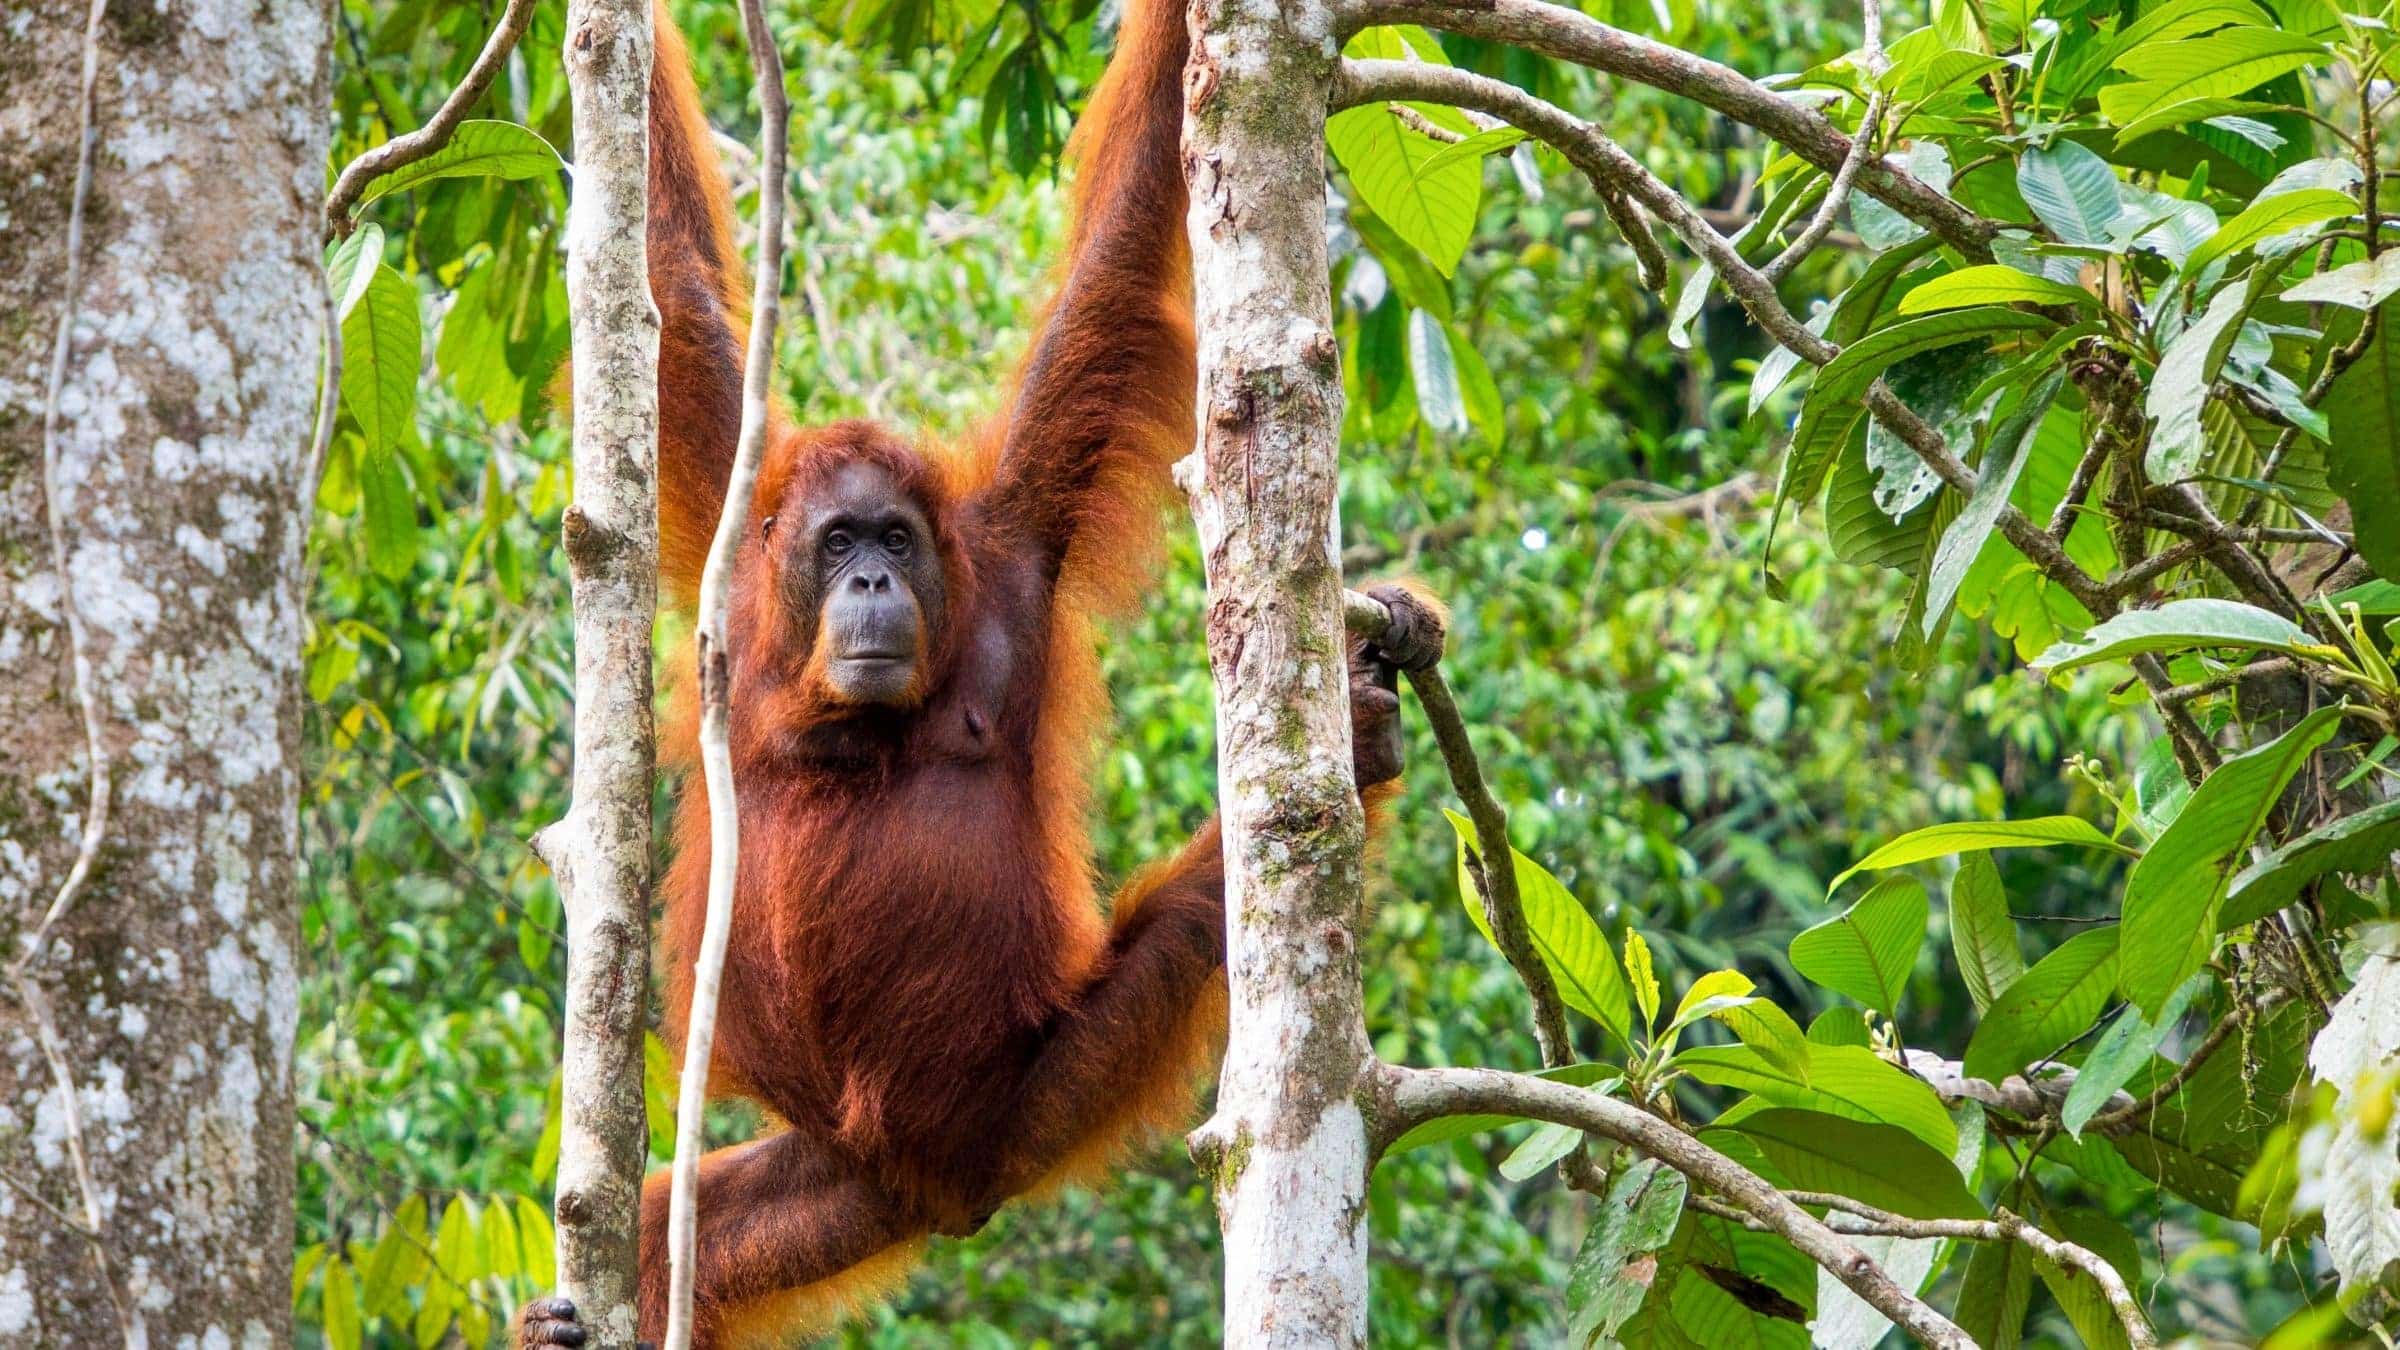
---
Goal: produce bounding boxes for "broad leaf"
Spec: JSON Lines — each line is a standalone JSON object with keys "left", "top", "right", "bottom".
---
{"left": 340, "top": 262, "right": 421, "bottom": 460}
{"left": 2284, "top": 252, "right": 2400, "bottom": 310}
{"left": 2060, "top": 975, "right": 2205, "bottom": 1138}
{"left": 1328, "top": 94, "right": 1479, "bottom": 277}
{"left": 1448, "top": 811, "right": 1633, "bottom": 1046}
{"left": 1963, "top": 925, "right": 2120, "bottom": 1082}
{"left": 357, "top": 445, "right": 420, "bottom": 583}
{"left": 2223, "top": 799, "right": 2400, "bottom": 931}
{"left": 1949, "top": 853, "right": 2025, "bottom": 1013}
{"left": 2031, "top": 597, "right": 2324, "bottom": 672}
{"left": 2185, "top": 188, "right": 2356, "bottom": 275}
{"left": 1831, "top": 816, "right": 2130, "bottom": 893}
{"left": 2120, "top": 707, "right": 2341, "bottom": 1014}
{"left": 1500, "top": 1121, "right": 1585, "bottom": 1181}
{"left": 2323, "top": 297, "right": 2400, "bottom": 579}
{"left": 2098, "top": 29, "right": 2327, "bottom": 127}
{"left": 2017, "top": 141, "right": 2122, "bottom": 247}
{"left": 1897, "top": 265, "right": 2095, "bottom": 315}
{"left": 351, "top": 120, "right": 564, "bottom": 211}
{"left": 1564, "top": 1158, "right": 1687, "bottom": 1345}
{"left": 1407, "top": 308, "right": 1467, "bottom": 436}
{"left": 2145, "top": 271, "right": 2274, "bottom": 482}
{"left": 1924, "top": 370, "right": 2066, "bottom": 634}
{"left": 1715, "top": 1109, "right": 1984, "bottom": 1219}
{"left": 1675, "top": 1043, "right": 1957, "bottom": 1154}
{"left": 1789, "top": 877, "right": 1927, "bottom": 1014}
{"left": 323, "top": 1259, "right": 362, "bottom": 1350}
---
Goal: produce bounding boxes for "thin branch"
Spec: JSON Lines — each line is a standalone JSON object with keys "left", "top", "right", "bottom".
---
{"left": 1762, "top": 89, "right": 1884, "bottom": 284}
{"left": 1899, "top": 1049, "right": 2133, "bottom": 1124}
{"left": 2156, "top": 656, "right": 2296, "bottom": 708}
{"left": 1687, "top": 1194, "right": 2157, "bottom": 1349}
{"left": 322, "top": 0, "right": 539, "bottom": 238}
{"left": 17, "top": 0, "right": 115, "bottom": 987}
{"left": 662, "top": 0, "right": 787, "bottom": 1345}
{"left": 1344, "top": 0, "right": 1998, "bottom": 259}
{"left": 1374, "top": 1064, "right": 1976, "bottom": 1348}
{"left": 8, "top": 976, "right": 139, "bottom": 1344}
{"left": 2082, "top": 1004, "right": 2244, "bottom": 1134}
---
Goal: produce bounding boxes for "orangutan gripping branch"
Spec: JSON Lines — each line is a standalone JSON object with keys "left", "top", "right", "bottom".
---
{"left": 517, "top": 3, "right": 1443, "bottom": 1345}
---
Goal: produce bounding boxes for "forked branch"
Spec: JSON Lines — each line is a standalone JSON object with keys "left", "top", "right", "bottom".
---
{"left": 324, "top": 0, "right": 539, "bottom": 238}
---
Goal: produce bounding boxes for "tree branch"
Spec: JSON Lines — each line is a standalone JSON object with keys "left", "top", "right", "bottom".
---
{"left": 1373, "top": 1064, "right": 1976, "bottom": 1348}
{"left": 662, "top": 0, "right": 787, "bottom": 1344}
{"left": 323, "top": 0, "right": 539, "bottom": 239}
{"left": 1341, "top": 0, "right": 1997, "bottom": 258}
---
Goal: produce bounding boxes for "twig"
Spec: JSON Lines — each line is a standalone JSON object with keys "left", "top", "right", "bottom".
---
{"left": 2082, "top": 1004, "right": 2245, "bottom": 1134}
{"left": 1898, "top": 1049, "right": 2131, "bottom": 1123}
{"left": 1762, "top": 89, "right": 1885, "bottom": 283}
{"left": 323, "top": 0, "right": 539, "bottom": 238}
{"left": 1346, "top": 0, "right": 1998, "bottom": 259}
{"left": 1341, "top": 589, "right": 1602, "bottom": 1189}
{"left": 9, "top": 976, "right": 139, "bottom": 1344}
{"left": 1374, "top": 1064, "right": 1977, "bottom": 1348}
{"left": 18, "top": 0, "right": 115, "bottom": 987}
{"left": 2156, "top": 657, "right": 2296, "bottom": 707}
{"left": 1388, "top": 103, "right": 1465, "bottom": 142}
{"left": 1686, "top": 1193, "right": 2157, "bottom": 1349}
{"left": 662, "top": 0, "right": 787, "bottom": 1344}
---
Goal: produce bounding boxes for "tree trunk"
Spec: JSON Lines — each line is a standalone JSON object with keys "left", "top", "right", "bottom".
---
{"left": 535, "top": 1, "right": 660, "bottom": 1345}
{"left": 1177, "top": 2, "right": 1372, "bottom": 1345}
{"left": 0, "top": 2, "right": 327, "bottom": 1343}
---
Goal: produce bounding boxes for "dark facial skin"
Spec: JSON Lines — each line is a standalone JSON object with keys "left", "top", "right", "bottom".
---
{"left": 771, "top": 460, "right": 947, "bottom": 707}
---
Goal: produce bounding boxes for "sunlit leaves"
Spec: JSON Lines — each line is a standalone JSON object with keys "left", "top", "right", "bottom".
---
{"left": 1963, "top": 925, "right": 2121, "bottom": 1081}
{"left": 1896, "top": 265, "right": 2095, "bottom": 314}
{"left": 1789, "top": 877, "right": 1926, "bottom": 1015}
{"left": 1448, "top": 811, "right": 1634, "bottom": 1047}
{"left": 350, "top": 120, "right": 564, "bottom": 213}
{"left": 1675, "top": 1042, "right": 1956, "bottom": 1153}
{"left": 2096, "top": 28, "right": 2328, "bottom": 129}
{"left": 2032, "top": 598, "right": 2325, "bottom": 673}
{"left": 339, "top": 261, "right": 422, "bottom": 461}
{"left": 1830, "top": 816, "right": 2130, "bottom": 893}
{"left": 1715, "top": 1109, "right": 1984, "bottom": 1219}
{"left": 1326, "top": 30, "right": 1477, "bottom": 275}
{"left": 2185, "top": 188, "right": 2355, "bottom": 276}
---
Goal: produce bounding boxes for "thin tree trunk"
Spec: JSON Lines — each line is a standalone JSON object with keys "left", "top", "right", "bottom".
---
{"left": 534, "top": 2, "right": 661, "bottom": 1345}
{"left": 0, "top": 1, "right": 327, "bottom": 1342}
{"left": 1177, "top": 2, "right": 1372, "bottom": 1344}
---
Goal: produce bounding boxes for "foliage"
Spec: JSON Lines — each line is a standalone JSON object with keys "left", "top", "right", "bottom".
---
{"left": 307, "top": 0, "right": 2398, "bottom": 1345}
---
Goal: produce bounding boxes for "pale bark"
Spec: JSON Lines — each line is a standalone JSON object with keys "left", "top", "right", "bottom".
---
{"left": 534, "top": 2, "right": 661, "bottom": 1345}
{"left": 662, "top": 0, "right": 787, "bottom": 1344}
{"left": 0, "top": 0, "right": 327, "bottom": 1342}
{"left": 1178, "top": 2, "right": 1373, "bottom": 1345}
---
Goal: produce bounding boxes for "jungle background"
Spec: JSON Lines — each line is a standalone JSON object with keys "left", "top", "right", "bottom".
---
{"left": 302, "top": 0, "right": 2358, "bottom": 1344}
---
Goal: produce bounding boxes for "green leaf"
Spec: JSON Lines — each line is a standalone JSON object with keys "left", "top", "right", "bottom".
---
{"left": 479, "top": 1194, "right": 522, "bottom": 1280}
{"left": 2324, "top": 297, "right": 2400, "bottom": 580}
{"left": 2060, "top": 975, "right": 2206, "bottom": 1138}
{"left": 1669, "top": 968, "right": 1754, "bottom": 1031}
{"left": 1328, "top": 100, "right": 1480, "bottom": 277}
{"left": 1447, "top": 320, "right": 1505, "bottom": 450}
{"left": 1714, "top": 1109, "right": 1985, "bottom": 1219}
{"left": 357, "top": 446, "right": 421, "bottom": 583}
{"left": 1897, "top": 265, "right": 2096, "bottom": 315}
{"left": 1708, "top": 998, "right": 1815, "bottom": 1086}
{"left": 2145, "top": 270, "right": 2276, "bottom": 482}
{"left": 323, "top": 1259, "right": 362, "bottom": 1350}
{"left": 1448, "top": 811, "right": 1634, "bottom": 1047}
{"left": 1963, "top": 925, "right": 2121, "bottom": 1082}
{"left": 2120, "top": 708, "right": 2342, "bottom": 1014}
{"left": 1789, "top": 877, "right": 1927, "bottom": 1014}
{"left": 2283, "top": 252, "right": 2400, "bottom": 310}
{"left": 325, "top": 222, "right": 384, "bottom": 321}
{"left": 1565, "top": 1158, "right": 1687, "bottom": 1346}
{"left": 1955, "top": 1182, "right": 2038, "bottom": 1349}
{"left": 644, "top": 1030, "right": 679, "bottom": 1160}
{"left": 2098, "top": 29, "right": 2327, "bottom": 127}
{"left": 2017, "top": 142, "right": 2123, "bottom": 248}
{"left": 361, "top": 1194, "right": 428, "bottom": 1319}
{"left": 1675, "top": 1043, "right": 1957, "bottom": 1154}
{"left": 1382, "top": 1063, "right": 1619, "bottom": 1154}
{"left": 515, "top": 1195, "right": 557, "bottom": 1290}
{"left": 2035, "top": 1210, "right": 2147, "bottom": 1350}
{"left": 1831, "top": 816, "right": 2130, "bottom": 893}
{"left": 1949, "top": 854, "right": 2026, "bottom": 1014}
{"left": 1924, "top": 370, "right": 2067, "bottom": 634}
{"left": 1625, "top": 929, "right": 1659, "bottom": 1033}
{"left": 1407, "top": 308, "right": 1466, "bottom": 437}
{"left": 434, "top": 1194, "right": 479, "bottom": 1281}
{"left": 1773, "top": 307, "right": 2057, "bottom": 540}
{"left": 1500, "top": 1121, "right": 1585, "bottom": 1181}
{"left": 339, "top": 262, "right": 421, "bottom": 460}
{"left": 2030, "top": 597, "right": 2326, "bottom": 672}
{"left": 1416, "top": 125, "right": 1527, "bottom": 178}
{"left": 353, "top": 120, "right": 564, "bottom": 212}
{"left": 2223, "top": 799, "right": 2400, "bottom": 931}
{"left": 2186, "top": 188, "right": 2356, "bottom": 276}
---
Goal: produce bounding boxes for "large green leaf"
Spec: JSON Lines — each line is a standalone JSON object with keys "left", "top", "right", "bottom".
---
{"left": 1773, "top": 308, "right": 2057, "bottom": 541}
{"left": 323, "top": 1258, "right": 362, "bottom": 1350}
{"left": 2324, "top": 296, "right": 2400, "bottom": 579}
{"left": 2061, "top": 975, "right": 2205, "bottom": 1138}
{"left": 1327, "top": 38, "right": 1478, "bottom": 278}
{"left": 1949, "top": 853, "right": 2026, "bottom": 1013}
{"left": 1714, "top": 1109, "right": 1984, "bottom": 1219}
{"left": 1406, "top": 308, "right": 1466, "bottom": 436}
{"left": 2030, "top": 597, "right": 2326, "bottom": 672}
{"left": 1675, "top": 1043, "right": 1956, "bottom": 1154}
{"left": 1924, "top": 370, "right": 2066, "bottom": 634}
{"left": 340, "top": 261, "right": 421, "bottom": 460}
{"left": 2185, "top": 188, "right": 2356, "bottom": 276}
{"left": 2120, "top": 708, "right": 2341, "bottom": 1014}
{"left": 1448, "top": 811, "right": 1633, "bottom": 1047}
{"left": 1565, "top": 1158, "right": 1688, "bottom": 1346}
{"left": 1898, "top": 265, "right": 2096, "bottom": 315}
{"left": 2145, "top": 271, "right": 2274, "bottom": 482}
{"left": 1789, "top": 877, "right": 1927, "bottom": 1014}
{"left": 356, "top": 445, "right": 420, "bottom": 583}
{"left": 1963, "top": 925, "right": 2121, "bottom": 1082}
{"left": 2223, "top": 799, "right": 2400, "bottom": 930}
{"left": 2017, "top": 141, "right": 2123, "bottom": 247}
{"left": 2097, "top": 29, "right": 2327, "bottom": 127}
{"left": 1831, "top": 815, "right": 2130, "bottom": 892}
{"left": 2035, "top": 1210, "right": 2147, "bottom": 1350}
{"left": 351, "top": 120, "right": 564, "bottom": 211}
{"left": 2284, "top": 253, "right": 2400, "bottom": 310}
{"left": 1955, "top": 1181, "right": 2038, "bottom": 1349}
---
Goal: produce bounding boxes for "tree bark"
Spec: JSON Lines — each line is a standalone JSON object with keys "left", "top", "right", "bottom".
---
{"left": 1177, "top": 2, "right": 1372, "bottom": 1345}
{"left": 0, "top": 1, "right": 327, "bottom": 1342}
{"left": 534, "top": 2, "right": 660, "bottom": 1345}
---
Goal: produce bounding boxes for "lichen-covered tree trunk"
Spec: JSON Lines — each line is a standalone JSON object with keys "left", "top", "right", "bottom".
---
{"left": 1178, "top": 2, "right": 1372, "bottom": 1345}
{"left": 0, "top": 2, "right": 327, "bottom": 1343}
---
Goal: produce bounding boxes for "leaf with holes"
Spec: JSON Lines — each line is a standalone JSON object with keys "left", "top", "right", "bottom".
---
{"left": 1564, "top": 1157, "right": 1688, "bottom": 1345}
